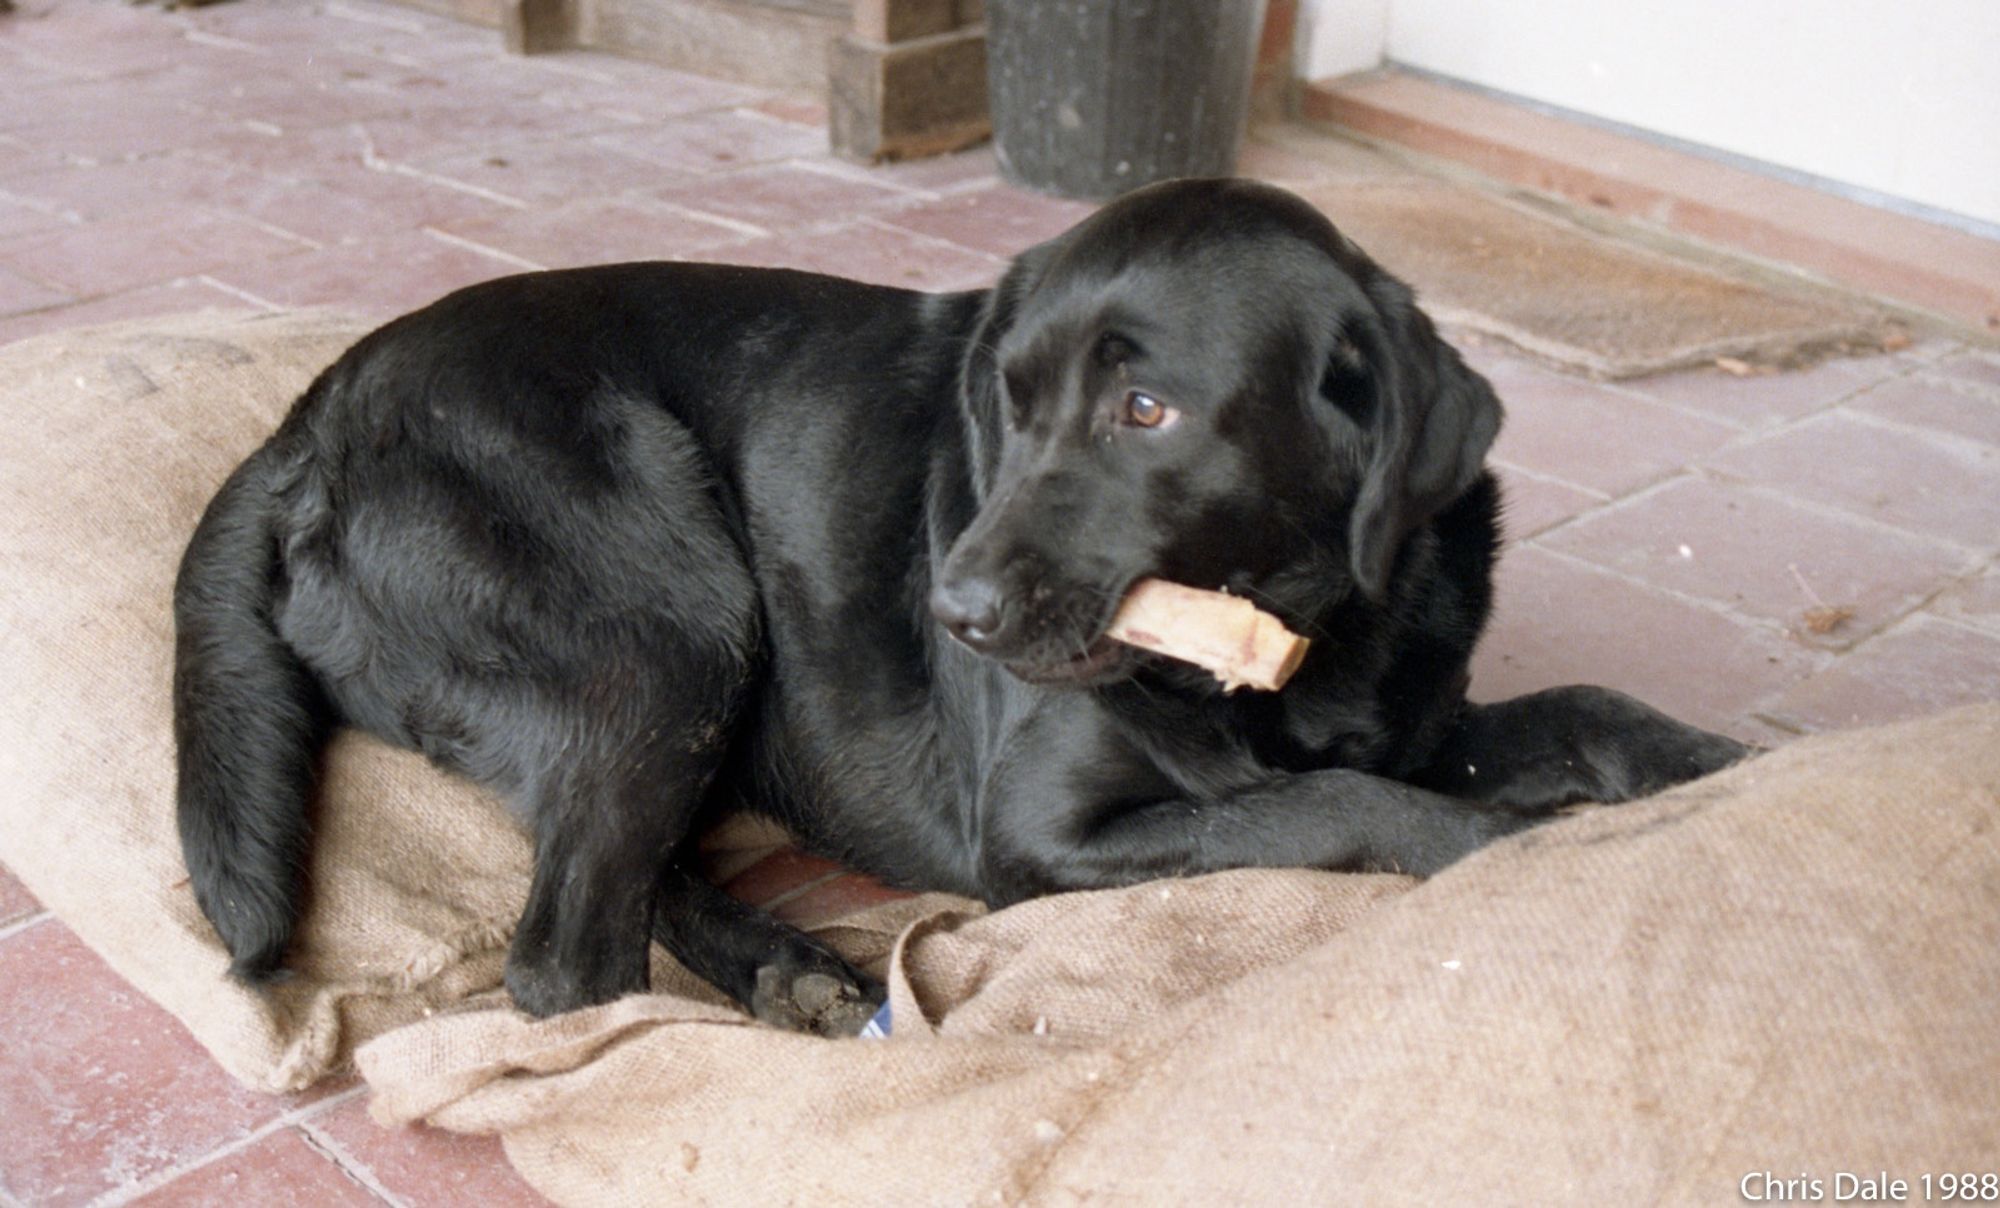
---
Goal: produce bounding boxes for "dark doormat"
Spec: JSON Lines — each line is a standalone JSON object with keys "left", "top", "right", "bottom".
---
{"left": 1288, "top": 176, "right": 1899, "bottom": 379}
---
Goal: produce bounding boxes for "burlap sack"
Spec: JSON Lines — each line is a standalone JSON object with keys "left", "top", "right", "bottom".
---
{"left": 2, "top": 313, "right": 1995, "bottom": 1206}
{"left": 356, "top": 711, "right": 2000, "bottom": 1205}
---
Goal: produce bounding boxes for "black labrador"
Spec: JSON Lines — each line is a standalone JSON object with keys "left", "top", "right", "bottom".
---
{"left": 174, "top": 178, "right": 1748, "bottom": 1033}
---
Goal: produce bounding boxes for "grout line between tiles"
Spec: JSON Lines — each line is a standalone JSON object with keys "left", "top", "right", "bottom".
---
{"left": 0, "top": 912, "right": 52, "bottom": 945}
{"left": 1736, "top": 606, "right": 2000, "bottom": 729}
{"left": 418, "top": 226, "right": 547, "bottom": 272}
{"left": 1680, "top": 466, "right": 1990, "bottom": 557}
{"left": 298, "top": 1118, "right": 412, "bottom": 1208}
{"left": 194, "top": 273, "right": 287, "bottom": 312}
{"left": 88, "top": 1084, "right": 370, "bottom": 1207}
{"left": 1519, "top": 542, "right": 1847, "bottom": 656}
{"left": 1487, "top": 456, "right": 1613, "bottom": 499}
{"left": 322, "top": 0, "right": 431, "bottom": 35}
{"left": 855, "top": 214, "right": 1010, "bottom": 267}
{"left": 649, "top": 200, "right": 771, "bottom": 241}
{"left": 1830, "top": 402, "right": 2000, "bottom": 463}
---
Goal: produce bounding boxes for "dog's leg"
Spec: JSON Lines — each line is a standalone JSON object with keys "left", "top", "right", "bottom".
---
{"left": 651, "top": 864, "right": 884, "bottom": 1036}
{"left": 503, "top": 728, "right": 720, "bottom": 1017}
{"left": 981, "top": 762, "right": 1544, "bottom": 902}
{"left": 1407, "top": 685, "right": 1754, "bottom": 811}
{"left": 500, "top": 631, "right": 759, "bottom": 1018}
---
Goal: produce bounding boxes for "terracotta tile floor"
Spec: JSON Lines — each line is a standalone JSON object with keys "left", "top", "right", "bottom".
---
{"left": 3, "top": 0, "right": 1998, "bottom": 1202}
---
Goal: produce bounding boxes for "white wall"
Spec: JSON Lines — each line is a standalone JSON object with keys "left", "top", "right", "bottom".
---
{"left": 1297, "top": 0, "right": 1389, "bottom": 80}
{"left": 1297, "top": 0, "right": 2000, "bottom": 228}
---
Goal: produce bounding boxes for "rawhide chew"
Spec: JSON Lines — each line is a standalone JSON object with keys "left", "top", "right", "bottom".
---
{"left": 1106, "top": 578, "right": 1310, "bottom": 692}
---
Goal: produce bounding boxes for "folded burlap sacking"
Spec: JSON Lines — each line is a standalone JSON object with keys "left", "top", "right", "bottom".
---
{"left": 1, "top": 313, "right": 1995, "bottom": 1206}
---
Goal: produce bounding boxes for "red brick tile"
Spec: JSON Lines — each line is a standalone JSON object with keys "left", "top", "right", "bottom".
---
{"left": 2, "top": 11, "right": 221, "bottom": 80}
{"left": 1930, "top": 565, "right": 2000, "bottom": 638}
{"left": 132, "top": 1127, "right": 383, "bottom": 1208}
{"left": 1927, "top": 351, "right": 2000, "bottom": 393}
{"left": 1847, "top": 372, "right": 2000, "bottom": 449}
{"left": 1448, "top": 329, "right": 1528, "bottom": 381}
{"left": 5, "top": 155, "right": 280, "bottom": 224}
{"left": 767, "top": 874, "right": 915, "bottom": 926}
{"left": 1485, "top": 360, "right": 1741, "bottom": 497}
{"left": 0, "top": 65, "right": 73, "bottom": 125}
{"left": 411, "top": 137, "right": 687, "bottom": 206}
{"left": 344, "top": 26, "right": 505, "bottom": 71}
{"left": 751, "top": 94, "right": 829, "bottom": 128}
{"left": 183, "top": 1, "right": 488, "bottom": 64}
{"left": 0, "top": 921, "right": 293, "bottom": 1206}
{"left": 218, "top": 178, "right": 480, "bottom": 249}
{"left": 173, "top": 0, "right": 366, "bottom": 48}
{"left": 0, "top": 130, "right": 39, "bottom": 173}
{"left": 435, "top": 197, "right": 752, "bottom": 269}
{"left": 1626, "top": 356, "right": 1893, "bottom": 429}
{"left": 1759, "top": 617, "right": 2000, "bottom": 733}
{"left": 187, "top": 107, "right": 621, "bottom": 193}
{"left": 0, "top": 263, "right": 71, "bottom": 317}
{"left": 1472, "top": 546, "right": 1823, "bottom": 732}
{"left": 204, "top": 231, "right": 519, "bottom": 316}
{"left": 183, "top": 70, "right": 416, "bottom": 130}
{"left": 1703, "top": 411, "right": 2000, "bottom": 552}
{"left": 515, "top": 43, "right": 747, "bottom": 94}
{"left": 3, "top": 75, "right": 232, "bottom": 161}
{"left": 536, "top": 67, "right": 770, "bottom": 124}
{"left": 593, "top": 109, "right": 828, "bottom": 175}
{"left": 721, "top": 221, "right": 1004, "bottom": 292}
{"left": 309, "top": 1095, "right": 552, "bottom": 1208}
{"left": 1537, "top": 476, "right": 1975, "bottom": 648}
{"left": 722, "top": 848, "right": 849, "bottom": 909}
{"left": 654, "top": 163, "right": 920, "bottom": 234}
{"left": 0, "top": 196, "right": 70, "bottom": 241}
{"left": 0, "top": 862, "right": 42, "bottom": 928}
{"left": 1492, "top": 463, "right": 1607, "bottom": 542}
{"left": 0, "top": 207, "right": 309, "bottom": 297}
{"left": 0, "top": 278, "right": 259, "bottom": 349}
{"left": 184, "top": 120, "right": 387, "bottom": 185}
{"left": 321, "top": 51, "right": 540, "bottom": 100}
{"left": 291, "top": 162, "right": 523, "bottom": 235}
{"left": 878, "top": 184, "right": 1099, "bottom": 259}
{"left": 846, "top": 144, "right": 1000, "bottom": 195}
{"left": 343, "top": 100, "right": 644, "bottom": 165}
{"left": 1883, "top": 337, "right": 1966, "bottom": 368}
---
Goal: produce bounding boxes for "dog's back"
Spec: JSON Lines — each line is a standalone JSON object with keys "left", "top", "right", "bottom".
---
{"left": 172, "top": 262, "right": 967, "bottom": 1023}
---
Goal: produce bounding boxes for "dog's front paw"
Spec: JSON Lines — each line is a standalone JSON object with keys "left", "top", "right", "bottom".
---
{"left": 751, "top": 949, "right": 884, "bottom": 1037}
{"left": 1602, "top": 729, "right": 1758, "bottom": 804}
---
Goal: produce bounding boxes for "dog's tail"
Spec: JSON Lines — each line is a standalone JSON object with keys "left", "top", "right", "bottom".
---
{"left": 173, "top": 448, "right": 328, "bottom": 984}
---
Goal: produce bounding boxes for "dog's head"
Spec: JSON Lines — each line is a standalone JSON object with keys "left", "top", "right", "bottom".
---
{"left": 933, "top": 178, "right": 1501, "bottom": 688}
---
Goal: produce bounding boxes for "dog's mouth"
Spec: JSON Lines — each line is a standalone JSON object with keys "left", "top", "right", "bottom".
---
{"left": 1004, "top": 633, "right": 1136, "bottom": 687}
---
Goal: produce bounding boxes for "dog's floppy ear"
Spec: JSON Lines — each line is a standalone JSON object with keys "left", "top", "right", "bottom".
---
{"left": 1344, "top": 277, "right": 1502, "bottom": 601}
{"left": 958, "top": 236, "right": 1066, "bottom": 492}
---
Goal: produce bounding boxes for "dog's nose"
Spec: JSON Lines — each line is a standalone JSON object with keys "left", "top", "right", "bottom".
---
{"left": 930, "top": 576, "right": 1008, "bottom": 652}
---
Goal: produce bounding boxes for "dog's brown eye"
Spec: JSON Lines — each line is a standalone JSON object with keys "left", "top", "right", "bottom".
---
{"left": 1122, "top": 390, "right": 1172, "bottom": 429}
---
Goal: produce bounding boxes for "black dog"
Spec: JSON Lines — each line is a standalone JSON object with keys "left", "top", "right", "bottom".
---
{"left": 174, "top": 178, "right": 1748, "bottom": 1032}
